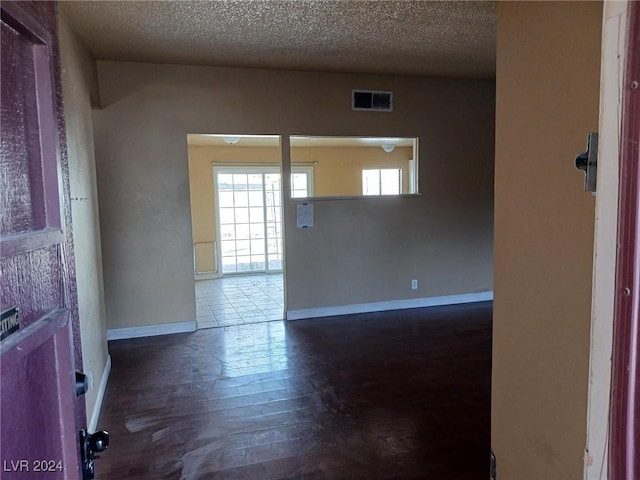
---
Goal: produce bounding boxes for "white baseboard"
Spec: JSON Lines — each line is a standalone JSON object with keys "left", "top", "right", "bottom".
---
{"left": 107, "top": 320, "right": 197, "bottom": 341}
{"left": 89, "top": 355, "right": 111, "bottom": 433}
{"left": 195, "top": 272, "right": 220, "bottom": 281}
{"left": 286, "top": 291, "right": 493, "bottom": 321}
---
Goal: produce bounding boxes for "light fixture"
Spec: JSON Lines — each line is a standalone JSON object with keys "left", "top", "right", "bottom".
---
{"left": 222, "top": 136, "right": 241, "bottom": 145}
{"left": 381, "top": 144, "right": 395, "bottom": 153}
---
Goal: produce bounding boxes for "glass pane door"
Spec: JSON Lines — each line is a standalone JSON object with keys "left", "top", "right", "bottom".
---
{"left": 264, "top": 173, "right": 282, "bottom": 270}
{"left": 216, "top": 168, "right": 282, "bottom": 274}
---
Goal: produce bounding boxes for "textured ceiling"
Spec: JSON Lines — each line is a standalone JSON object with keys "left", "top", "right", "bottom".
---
{"left": 59, "top": 1, "right": 496, "bottom": 79}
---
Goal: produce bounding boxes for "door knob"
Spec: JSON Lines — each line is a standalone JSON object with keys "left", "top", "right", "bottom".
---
{"left": 88, "top": 430, "right": 109, "bottom": 453}
{"left": 79, "top": 429, "right": 109, "bottom": 480}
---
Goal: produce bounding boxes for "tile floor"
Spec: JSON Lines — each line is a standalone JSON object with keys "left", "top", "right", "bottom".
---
{"left": 195, "top": 274, "right": 284, "bottom": 329}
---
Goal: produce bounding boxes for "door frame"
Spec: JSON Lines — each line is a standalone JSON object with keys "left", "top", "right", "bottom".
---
{"left": 213, "top": 165, "right": 285, "bottom": 276}
{"left": 609, "top": 1, "right": 640, "bottom": 477}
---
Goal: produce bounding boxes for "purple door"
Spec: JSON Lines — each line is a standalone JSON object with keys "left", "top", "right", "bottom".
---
{"left": 1, "top": 1, "right": 84, "bottom": 479}
{"left": 610, "top": 1, "right": 640, "bottom": 477}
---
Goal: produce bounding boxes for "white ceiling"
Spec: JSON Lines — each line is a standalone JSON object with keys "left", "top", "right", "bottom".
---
{"left": 59, "top": 0, "right": 496, "bottom": 79}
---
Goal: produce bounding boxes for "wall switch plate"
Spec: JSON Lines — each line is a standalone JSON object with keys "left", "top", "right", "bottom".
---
{"left": 411, "top": 279, "right": 418, "bottom": 290}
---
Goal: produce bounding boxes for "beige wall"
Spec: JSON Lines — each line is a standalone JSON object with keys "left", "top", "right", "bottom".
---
{"left": 59, "top": 14, "right": 109, "bottom": 428}
{"left": 93, "top": 61, "right": 495, "bottom": 326}
{"left": 586, "top": 1, "right": 628, "bottom": 477}
{"left": 492, "top": 2, "right": 602, "bottom": 479}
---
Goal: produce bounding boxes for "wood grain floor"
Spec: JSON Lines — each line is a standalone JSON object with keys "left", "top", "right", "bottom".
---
{"left": 97, "top": 302, "right": 492, "bottom": 479}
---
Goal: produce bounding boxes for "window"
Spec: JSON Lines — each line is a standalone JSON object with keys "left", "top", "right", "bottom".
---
{"left": 289, "top": 136, "right": 418, "bottom": 198}
{"left": 215, "top": 166, "right": 314, "bottom": 274}
{"left": 291, "top": 167, "right": 314, "bottom": 198}
{"left": 362, "top": 168, "right": 402, "bottom": 196}
{"left": 216, "top": 169, "right": 283, "bottom": 273}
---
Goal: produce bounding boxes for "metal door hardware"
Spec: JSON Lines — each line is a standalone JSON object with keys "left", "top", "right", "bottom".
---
{"left": 79, "top": 429, "right": 109, "bottom": 479}
{"left": 575, "top": 132, "right": 598, "bottom": 193}
{"left": 490, "top": 450, "right": 497, "bottom": 479}
{"left": 75, "top": 372, "right": 89, "bottom": 397}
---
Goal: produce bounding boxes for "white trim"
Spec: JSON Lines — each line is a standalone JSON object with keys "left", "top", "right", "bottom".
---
{"left": 88, "top": 355, "right": 111, "bottom": 433}
{"left": 291, "top": 166, "right": 314, "bottom": 198}
{"left": 107, "top": 321, "right": 197, "bottom": 341}
{"left": 195, "top": 272, "right": 220, "bottom": 281}
{"left": 286, "top": 291, "right": 493, "bottom": 321}
{"left": 362, "top": 167, "right": 402, "bottom": 196}
{"left": 585, "top": 4, "right": 627, "bottom": 477}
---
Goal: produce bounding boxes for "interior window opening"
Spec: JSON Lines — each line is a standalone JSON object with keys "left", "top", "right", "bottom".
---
{"left": 289, "top": 136, "right": 418, "bottom": 198}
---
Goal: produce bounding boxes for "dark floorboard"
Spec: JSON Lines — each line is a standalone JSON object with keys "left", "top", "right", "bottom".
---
{"left": 96, "top": 302, "right": 492, "bottom": 479}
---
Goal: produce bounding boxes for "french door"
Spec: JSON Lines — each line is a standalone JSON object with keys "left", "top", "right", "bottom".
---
{"left": 216, "top": 168, "right": 284, "bottom": 274}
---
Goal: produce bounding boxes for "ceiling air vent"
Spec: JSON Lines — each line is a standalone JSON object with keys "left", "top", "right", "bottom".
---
{"left": 352, "top": 90, "right": 393, "bottom": 112}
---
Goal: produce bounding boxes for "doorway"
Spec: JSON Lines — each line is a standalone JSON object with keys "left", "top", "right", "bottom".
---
{"left": 187, "top": 134, "right": 285, "bottom": 329}
{"left": 186, "top": 133, "right": 419, "bottom": 329}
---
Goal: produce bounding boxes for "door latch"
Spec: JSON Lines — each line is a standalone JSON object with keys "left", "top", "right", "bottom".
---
{"left": 75, "top": 372, "right": 89, "bottom": 397}
{"left": 79, "top": 429, "right": 109, "bottom": 480}
{"left": 575, "top": 132, "right": 598, "bottom": 193}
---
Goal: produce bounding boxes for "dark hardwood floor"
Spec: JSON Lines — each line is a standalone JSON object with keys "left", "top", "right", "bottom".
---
{"left": 96, "top": 302, "right": 492, "bottom": 479}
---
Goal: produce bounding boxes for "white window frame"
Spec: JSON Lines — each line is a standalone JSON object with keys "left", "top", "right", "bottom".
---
{"left": 291, "top": 166, "right": 314, "bottom": 198}
{"left": 362, "top": 167, "right": 403, "bottom": 196}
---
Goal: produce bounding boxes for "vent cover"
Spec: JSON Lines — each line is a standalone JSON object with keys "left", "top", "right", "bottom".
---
{"left": 352, "top": 90, "right": 393, "bottom": 112}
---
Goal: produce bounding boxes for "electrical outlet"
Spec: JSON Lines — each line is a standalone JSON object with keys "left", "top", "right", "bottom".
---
{"left": 411, "top": 279, "right": 418, "bottom": 290}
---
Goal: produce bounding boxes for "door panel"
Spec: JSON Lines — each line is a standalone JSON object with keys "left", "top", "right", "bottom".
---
{"left": 1, "top": 1, "right": 64, "bottom": 257}
{"left": 1, "top": 311, "right": 79, "bottom": 479}
{"left": 610, "top": 1, "right": 640, "bottom": 477}
{"left": 1, "top": 1, "right": 83, "bottom": 478}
